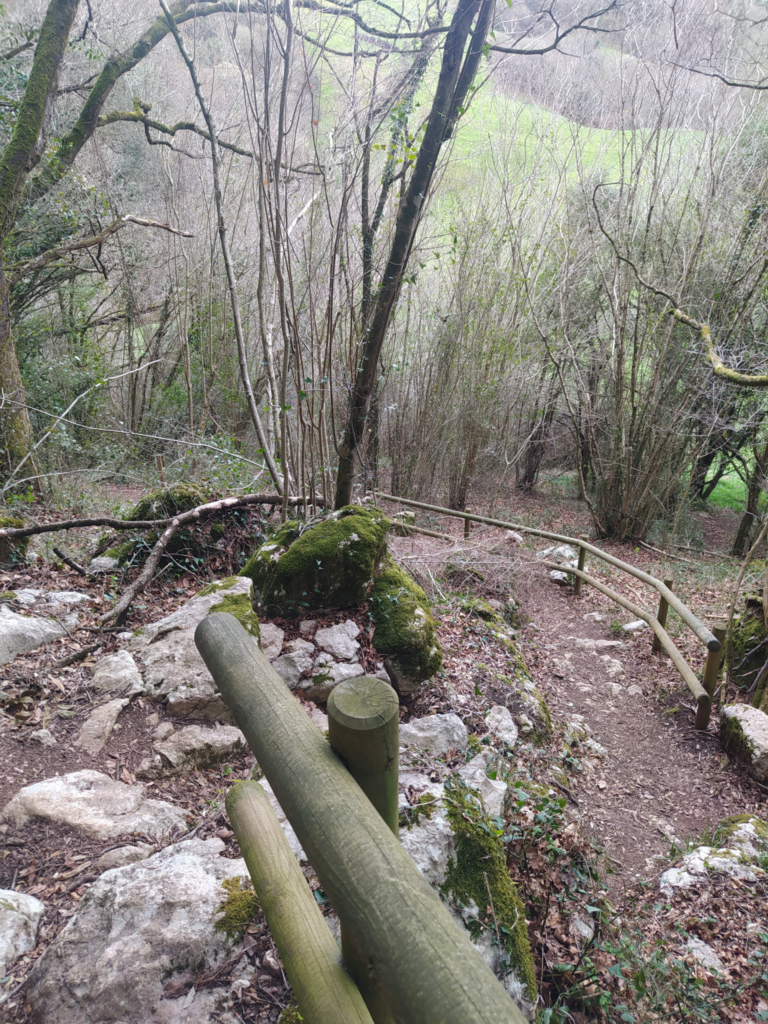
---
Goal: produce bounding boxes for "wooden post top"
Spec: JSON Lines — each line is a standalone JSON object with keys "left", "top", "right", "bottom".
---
{"left": 328, "top": 676, "right": 399, "bottom": 731}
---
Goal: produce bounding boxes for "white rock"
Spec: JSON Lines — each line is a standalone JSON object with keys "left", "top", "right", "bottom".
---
{"left": 606, "top": 682, "right": 624, "bottom": 697}
{"left": 300, "top": 659, "right": 365, "bottom": 701}
{"left": 285, "top": 638, "right": 315, "bottom": 658}
{"left": 136, "top": 724, "right": 247, "bottom": 779}
{"left": 1, "top": 770, "right": 186, "bottom": 840}
{"left": 549, "top": 569, "right": 571, "bottom": 585}
{"left": 727, "top": 817, "right": 766, "bottom": 859}
{"left": 584, "top": 738, "right": 608, "bottom": 758}
{"left": 570, "top": 914, "right": 596, "bottom": 943}
{"left": 600, "top": 654, "right": 625, "bottom": 678}
{"left": 572, "top": 637, "right": 625, "bottom": 651}
{"left": 458, "top": 754, "right": 508, "bottom": 817}
{"left": 258, "top": 779, "right": 306, "bottom": 861}
{"left": 88, "top": 556, "right": 119, "bottom": 574}
{"left": 14, "top": 588, "right": 41, "bottom": 605}
{"left": 91, "top": 844, "right": 152, "bottom": 874}
{"left": 583, "top": 612, "right": 605, "bottom": 622}
{"left": 259, "top": 622, "right": 285, "bottom": 660}
{"left": 29, "top": 728, "right": 57, "bottom": 747}
{"left": 399, "top": 775, "right": 453, "bottom": 885}
{"left": 485, "top": 706, "right": 518, "bottom": 748}
{"left": 74, "top": 698, "right": 129, "bottom": 756}
{"left": 660, "top": 845, "right": 763, "bottom": 892}
{"left": 315, "top": 620, "right": 361, "bottom": 661}
{"left": 307, "top": 706, "right": 329, "bottom": 732}
{"left": 0, "top": 605, "right": 67, "bottom": 666}
{"left": 373, "top": 662, "right": 390, "bottom": 681}
{"left": 537, "top": 544, "right": 577, "bottom": 562}
{"left": 129, "top": 578, "right": 255, "bottom": 719}
{"left": 90, "top": 650, "right": 144, "bottom": 696}
{"left": 0, "top": 889, "right": 45, "bottom": 974}
{"left": 626, "top": 684, "right": 643, "bottom": 697}
{"left": 272, "top": 651, "right": 313, "bottom": 689}
{"left": 721, "top": 704, "right": 768, "bottom": 781}
{"left": 563, "top": 715, "right": 591, "bottom": 747}
{"left": 152, "top": 721, "right": 174, "bottom": 742}
{"left": 623, "top": 620, "right": 648, "bottom": 632}
{"left": 44, "top": 591, "right": 90, "bottom": 608}
{"left": 299, "top": 619, "right": 317, "bottom": 634}
{"left": 685, "top": 937, "right": 724, "bottom": 972}
{"left": 26, "top": 838, "right": 246, "bottom": 1024}
{"left": 399, "top": 714, "right": 469, "bottom": 755}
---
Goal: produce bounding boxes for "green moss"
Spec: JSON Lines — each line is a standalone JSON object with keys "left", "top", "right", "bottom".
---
{"left": 0, "top": 516, "right": 27, "bottom": 567}
{"left": 240, "top": 507, "right": 388, "bottom": 617}
{"left": 0, "top": 590, "right": 16, "bottom": 601}
{"left": 498, "top": 675, "right": 552, "bottom": 746}
{"left": 721, "top": 709, "right": 754, "bottom": 758}
{"left": 441, "top": 776, "right": 537, "bottom": 1001}
{"left": 728, "top": 602, "right": 766, "bottom": 699}
{"left": 210, "top": 522, "right": 226, "bottom": 541}
{"left": 713, "top": 813, "right": 767, "bottom": 847}
{"left": 277, "top": 1005, "right": 303, "bottom": 1024}
{"left": 214, "top": 877, "right": 259, "bottom": 944}
{"left": 399, "top": 792, "right": 438, "bottom": 830}
{"left": 126, "top": 482, "right": 207, "bottom": 522}
{"left": 457, "top": 596, "right": 502, "bottom": 623}
{"left": 370, "top": 556, "right": 442, "bottom": 687}
{"left": 208, "top": 592, "right": 260, "bottom": 640}
{"left": 199, "top": 576, "right": 241, "bottom": 596}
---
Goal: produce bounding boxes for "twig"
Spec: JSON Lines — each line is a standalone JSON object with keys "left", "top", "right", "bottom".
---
{"left": 52, "top": 642, "right": 101, "bottom": 669}
{"left": 53, "top": 546, "right": 87, "bottom": 576}
{"left": 102, "top": 517, "right": 180, "bottom": 625}
{"left": 638, "top": 540, "right": 692, "bottom": 564}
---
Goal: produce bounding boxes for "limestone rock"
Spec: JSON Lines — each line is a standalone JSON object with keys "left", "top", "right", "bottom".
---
{"left": 600, "top": 654, "right": 625, "bottom": 679}
{"left": 0, "top": 889, "right": 45, "bottom": 974}
{"left": 1, "top": 770, "right": 186, "bottom": 840}
{"left": 272, "top": 648, "right": 313, "bottom": 689}
{"left": 399, "top": 776, "right": 454, "bottom": 886}
{"left": 537, "top": 544, "right": 577, "bottom": 562}
{"left": 622, "top": 620, "right": 648, "bottom": 633}
{"left": 508, "top": 680, "right": 552, "bottom": 745}
{"left": 259, "top": 622, "right": 285, "bottom": 660}
{"left": 485, "top": 706, "right": 518, "bottom": 748}
{"left": 660, "top": 844, "right": 763, "bottom": 891}
{"left": 74, "top": 698, "right": 129, "bottom": 755}
{"left": 44, "top": 591, "right": 90, "bottom": 609}
{"left": 26, "top": 838, "right": 246, "bottom": 1024}
{"left": 315, "top": 620, "right": 360, "bottom": 661}
{"left": 685, "top": 937, "right": 724, "bottom": 972}
{"left": 91, "top": 844, "right": 152, "bottom": 874}
{"left": 128, "top": 577, "right": 255, "bottom": 719}
{"left": 582, "top": 612, "right": 605, "bottom": 622}
{"left": 29, "top": 728, "right": 57, "bottom": 747}
{"left": 457, "top": 754, "right": 508, "bottom": 817}
{"left": 136, "top": 724, "right": 247, "bottom": 779}
{"left": 90, "top": 650, "right": 144, "bottom": 696}
{"left": 370, "top": 557, "right": 442, "bottom": 695}
{"left": 88, "top": 555, "right": 119, "bottom": 574}
{"left": 0, "top": 605, "right": 66, "bottom": 666}
{"left": 572, "top": 637, "right": 625, "bottom": 651}
{"left": 299, "top": 619, "right": 317, "bottom": 634}
{"left": 285, "top": 638, "right": 315, "bottom": 659}
{"left": 399, "top": 713, "right": 468, "bottom": 755}
{"left": 721, "top": 704, "right": 768, "bottom": 781}
{"left": 300, "top": 655, "right": 365, "bottom": 700}
{"left": 241, "top": 505, "right": 388, "bottom": 616}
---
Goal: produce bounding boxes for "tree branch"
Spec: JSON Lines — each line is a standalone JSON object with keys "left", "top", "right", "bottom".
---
{"left": 671, "top": 310, "right": 768, "bottom": 387}
{"left": 490, "top": 1, "right": 619, "bottom": 55}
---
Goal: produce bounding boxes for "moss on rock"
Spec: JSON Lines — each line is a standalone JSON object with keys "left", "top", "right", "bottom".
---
{"left": 240, "top": 507, "right": 388, "bottom": 617}
{"left": 126, "top": 482, "right": 207, "bottom": 522}
{"left": 208, "top": 591, "right": 260, "bottom": 640}
{"left": 370, "top": 556, "right": 442, "bottom": 695}
{"left": 441, "top": 776, "right": 537, "bottom": 1003}
{"left": 214, "top": 877, "right": 259, "bottom": 944}
{"left": 0, "top": 516, "right": 27, "bottom": 568}
{"left": 728, "top": 600, "right": 766, "bottom": 701}
{"left": 277, "top": 1005, "right": 302, "bottom": 1024}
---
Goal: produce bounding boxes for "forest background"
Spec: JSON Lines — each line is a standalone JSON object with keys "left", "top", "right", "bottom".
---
{"left": 4, "top": 0, "right": 768, "bottom": 553}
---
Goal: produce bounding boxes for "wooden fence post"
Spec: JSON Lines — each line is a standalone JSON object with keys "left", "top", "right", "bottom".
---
{"left": 695, "top": 624, "right": 726, "bottom": 731}
{"left": 328, "top": 677, "right": 400, "bottom": 1023}
{"left": 464, "top": 509, "right": 471, "bottom": 539}
{"left": 652, "top": 578, "right": 674, "bottom": 653}
{"left": 574, "top": 545, "right": 586, "bottom": 596}
{"left": 226, "top": 781, "right": 374, "bottom": 1024}
{"left": 195, "top": 613, "right": 526, "bottom": 1024}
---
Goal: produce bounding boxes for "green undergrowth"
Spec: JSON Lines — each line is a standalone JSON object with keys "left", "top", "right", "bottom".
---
{"left": 0, "top": 515, "right": 27, "bottom": 567}
{"left": 215, "top": 877, "right": 260, "bottom": 944}
{"left": 441, "top": 775, "right": 538, "bottom": 1002}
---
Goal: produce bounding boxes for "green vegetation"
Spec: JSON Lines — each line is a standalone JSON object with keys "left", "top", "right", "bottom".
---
{"left": 214, "top": 876, "right": 260, "bottom": 944}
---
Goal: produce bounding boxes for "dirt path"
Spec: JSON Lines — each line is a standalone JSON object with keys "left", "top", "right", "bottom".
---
{"left": 517, "top": 571, "right": 765, "bottom": 884}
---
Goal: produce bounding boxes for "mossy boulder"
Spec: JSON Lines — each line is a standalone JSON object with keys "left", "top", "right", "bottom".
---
{"left": 721, "top": 703, "right": 768, "bottom": 782}
{"left": 0, "top": 516, "right": 27, "bottom": 568}
{"left": 727, "top": 599, "right": 767, "bottom": 703}
{"left": 240, "top": 506, "right": 388, "bottom": 617}
{"left": 126, "top": 482, "right": 207, "bottom": 522}
{"left": 441, "top": 776, "right": 537, "bottom": 1010}
{"left": 370, "top": 556, "right": 442, "bottom": 695}
{"left": 214, "top": 877, "right": 259, "bottom": 944}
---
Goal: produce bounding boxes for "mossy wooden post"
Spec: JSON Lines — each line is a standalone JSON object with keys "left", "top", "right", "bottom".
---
{"left": 226, "top": 780, "right": 374, "bottom": 1024}
{"left": 328, "top": 677, "right": 400, "bottom": 1024}
{"left": 574, "top": 545, "right": 586, "bottom": 596}
{"left": 195, "top": 613, "right": 526, "bottom": 1024}
{"left": 652, "top": 578, "right": 674, "bottom": 653}
{"left": 696, "top": 624, "right": 726, "bottom": 731}
{"left": 464, "top": 509, "right": 471, "bottom": 539}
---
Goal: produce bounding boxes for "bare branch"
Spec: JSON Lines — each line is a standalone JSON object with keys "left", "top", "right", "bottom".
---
{"left": 490, "top": 1, "right": 619, "bottom": 56}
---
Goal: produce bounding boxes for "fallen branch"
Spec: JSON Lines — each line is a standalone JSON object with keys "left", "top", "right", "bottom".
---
{"left": 53, "top": 546, "right": 87, "bottom": 576}
{"left": 102, "top": 516, "right": 180, "bottom": 624}
{"left": 0, "top": 492, "right": 301, "bottom": 541}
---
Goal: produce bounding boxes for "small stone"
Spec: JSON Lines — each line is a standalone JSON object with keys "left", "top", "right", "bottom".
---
{"left": 549, "top": 569, "right": 571, "bottom": 585}
{"left": 606, "top": 682, "right": 624, "bottom": 696}
{"left": 537, "top": 544, "right": 577, "bottom": 562}
{"left": 299, "top": 619, "right": 317, "bottom": 634}
{"left": 259, "top": 622, "right": 285, "bottom": 660}
{"left": 485, "top": 706, "right": 518, "bottom": 748}
{"left": 685, "top": 937, "right": 724, "bottom": 972}
{"left": 1, "top": 769, "right": 186, "bottom": 840}
{"left": 29, "top": 728, "right": 57, "bottom": 747}
{"left": 90, "top": 650, "right": 144, "bottom": 696}
{"left": 74, "top": 698, "right": 129, "bottom": 756}
{"left": 315, "top": 620, "right": 361, "bottom": 661}
{"left": 457, "top": 754, "right": 507, "bottom": 817}
{"left": 600, "top": 654, "right": 624, "bottom": 678}
{"left": 584, "top": 738, "right": 608, "bottom": 758}
{"left": 563, "top": 715, "right": 591, "bottom": 747}
{"left": 272, "top": 651, "right": 313, "bottom": 689}
{"left": 92, "top": 844, "right": 152, "bottom": 874}
{"left": 307, "top": 706, "right": 329, "bottom": 732}
{"left": 88, "top": 556, "right": 119, "bottom": 574}
{"left": 622, "top": 620, "right": 648, "bottom": 633}
{"left": 0, "top": 889, "right": 45, "bottom": 974}
{"left": 136, "top": 724, "right": 247, "bottom": 779}
{"left": 151, "top": 721, "right": 175, "bottom": 742}
{"left": 285, "top": 638, "right": 315, "bottom": 658}
{"left": 145, "top": 713, "right": 160, "bottom": 728}
{"left": 399, "top": 713, "right": 468, "bottom": 755}
{"left": 626, "top": 684, "right": 643, "bottom": 697}
{"left": 583, "top": 612, "right": 605, "bottom": 622}
{"left": 570, "top": 914, "right": 595, "bottom": 943}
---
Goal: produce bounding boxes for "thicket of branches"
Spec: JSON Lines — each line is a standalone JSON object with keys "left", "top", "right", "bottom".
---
{"left": 5, "top": 0, "right": 768, "bottom": 543}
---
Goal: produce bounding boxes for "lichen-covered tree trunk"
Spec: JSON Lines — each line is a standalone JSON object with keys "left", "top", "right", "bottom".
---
{"left": 0, "top": 0, "right": 80, "bottom": 478}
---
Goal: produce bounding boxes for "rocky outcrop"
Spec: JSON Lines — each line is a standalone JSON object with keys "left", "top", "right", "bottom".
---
{"left": 89, "top": 650, "right": 144, "bottom": 696}
{"left": 26, "top": 838, "right": 246, "bottom": 1024}
{"left": 1, "top": 770, "right": 186, "bottom": 840}
{"left": 136, "top": 724, "right": 247, "bottom": 779}
{"left": 241, "top": 505, "right": 388, "bottom": 617}
{"left": 720, "top": 704, "right": 768, "bottom": 781}
{"left": 399, "top": 713, "right": 469, "bottom": 756}
{"left": 659, "top": 815, "right": 766, "bottom": 892}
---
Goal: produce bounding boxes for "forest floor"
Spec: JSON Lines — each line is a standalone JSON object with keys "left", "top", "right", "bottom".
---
{"left": 0, "top": 485, "right": 766, "bottom": 1021}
